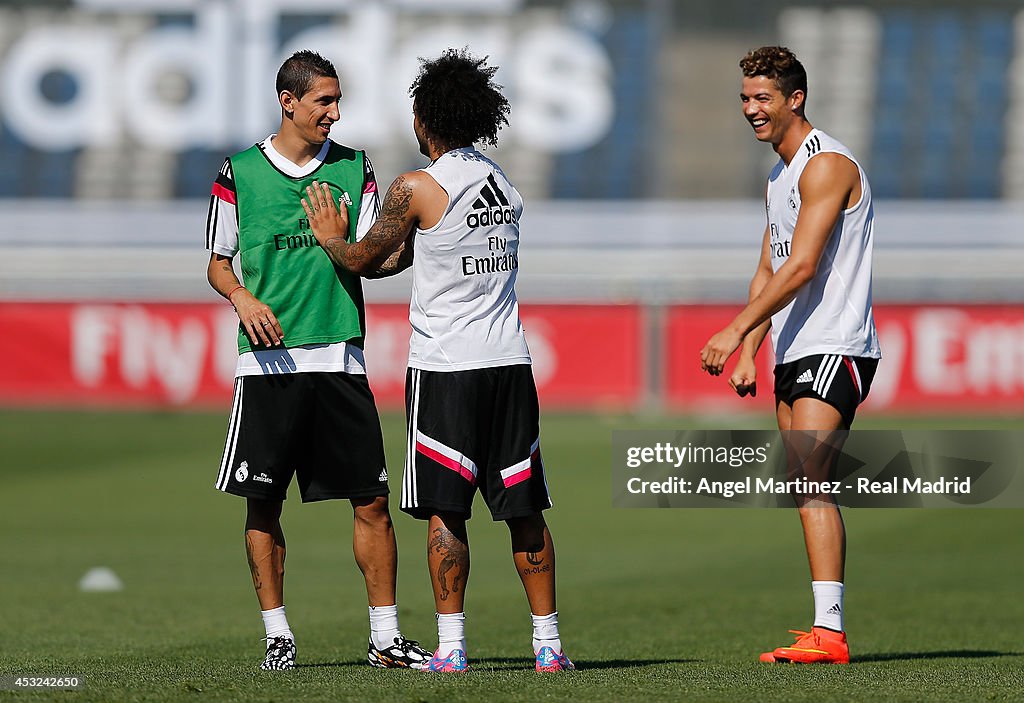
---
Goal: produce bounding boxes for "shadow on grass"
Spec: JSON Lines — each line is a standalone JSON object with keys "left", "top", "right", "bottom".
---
{"left": 295, "top": 660, "right": 371, "bottom": 669}
{"left": 296, "top": 657, "right": 699, "bottom": 671}
{"left": 449, "top": 657, "right": 700, "bottom": 671}
{"left": 855, "top": 650, "right": 1021, "bottom": 664}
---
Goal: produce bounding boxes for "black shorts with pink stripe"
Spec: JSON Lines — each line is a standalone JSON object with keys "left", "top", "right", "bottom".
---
{"left": 774, "top": 354, "right": 879, "bottom": 428}
{"left": 400, "top": 364, "right": 553, "bottom": 521}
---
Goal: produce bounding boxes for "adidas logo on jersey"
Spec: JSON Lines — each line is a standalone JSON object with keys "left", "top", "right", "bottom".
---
{"left": 378, "top": 468, "right": 388, "bottom": 482}
{"left": 797, "top": 369, "right": 814, "bottom": 384}
{"left": 466, "top": 174, "right": 516, "bottom": 228}
{"left": 804, "top": 134, "right": 822, "bottom": 156}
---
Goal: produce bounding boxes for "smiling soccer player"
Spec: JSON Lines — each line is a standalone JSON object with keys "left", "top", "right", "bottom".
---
{"left": 699, "top": 46, "right": 882, "bottom": 664}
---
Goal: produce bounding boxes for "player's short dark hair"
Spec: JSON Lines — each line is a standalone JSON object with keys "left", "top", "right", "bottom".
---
{"left": 410, "top": 48, "right": 510, "bottom": 149}
{"left": 276, "top": 50, "right": 338, "bottom": 100}
{"left": 740, "top": 46, "right": 807, "bottom": 98}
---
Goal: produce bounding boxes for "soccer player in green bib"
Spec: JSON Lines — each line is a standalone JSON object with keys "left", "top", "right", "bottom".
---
{"left": 205, "top": 50, "right": 427, "bottom": 671}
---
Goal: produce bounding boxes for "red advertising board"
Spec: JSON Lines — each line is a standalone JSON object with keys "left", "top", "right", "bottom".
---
{"left": 0, "top": 302, "right": 644, "bottom": 409}
{"left": 359, "top": 303, "right": 644, "bottom": 407}
{"left": 662, "top": 305, "right": 777, "bottom": 413}
{"left": 663, "top": 304, "right": 1024, "bottom": 414}
{"left": 2, "top": 302, "right": 1022, "bottom": 413}
{"left": 866, "top": 305, "right": 1024, "bottom": 413}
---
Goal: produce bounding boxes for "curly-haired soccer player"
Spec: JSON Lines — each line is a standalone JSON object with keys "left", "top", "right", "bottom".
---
{"left": 299, "top": 48, "right": 574, "bottom": 673}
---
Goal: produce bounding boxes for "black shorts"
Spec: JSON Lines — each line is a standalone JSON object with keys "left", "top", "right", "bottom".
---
{"left": 214, "top": 372, "right": 388, "bottom": 502}
{"left": 400, "top": 365, "right": 553, "bottom": 521}
{"left": 774, "top": 354, "right": 879, "bottom": 428}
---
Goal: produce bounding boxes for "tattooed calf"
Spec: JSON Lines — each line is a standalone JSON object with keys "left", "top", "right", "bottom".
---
{"left": 428, "top": 526, "right": 468, "bottom": 601}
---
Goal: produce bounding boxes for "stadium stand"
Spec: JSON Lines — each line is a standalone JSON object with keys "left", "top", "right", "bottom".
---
{"left": 871, "top": 9, "right": 1012, "bottom": 199}
{"left": 552, "top": 5, "right": 657, "bottom": 199}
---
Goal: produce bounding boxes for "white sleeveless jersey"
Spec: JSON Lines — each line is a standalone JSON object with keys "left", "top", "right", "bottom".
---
{"left": 766, "top": 129, "right": 881, "bottom": 364}
{"left": 408, "top": 147, "right": 531, "bottom": 371}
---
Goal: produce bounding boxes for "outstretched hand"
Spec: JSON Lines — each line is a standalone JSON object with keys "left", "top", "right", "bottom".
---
{"left": 301, "top": 181, "right": 350, "bottom": 246}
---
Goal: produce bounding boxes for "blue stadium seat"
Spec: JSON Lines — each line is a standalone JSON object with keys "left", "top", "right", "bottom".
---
{"left": 552, "top": 7, "right": 654, "bottom": 199}
{"left": 0, "top": 124, "right": 30, "bottom": 196}
{"left": 871, "top": 11, "right": 920, "bottom": 197}
{"left": 32, "top": 149, "right": 77, "bottom": 198}
{"left": 176, "top": 149, "right": 229, "bottom": 198}
{"left": 964, "top": 13, "right": 1011, "bottom": 198}
{"left": 872, "top": 9, "right": 1012, "bottom": 199}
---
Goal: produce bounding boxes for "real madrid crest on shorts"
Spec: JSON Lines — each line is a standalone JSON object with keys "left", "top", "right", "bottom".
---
{"left": 215, "top": 374, "right": 390, "bottom": 501}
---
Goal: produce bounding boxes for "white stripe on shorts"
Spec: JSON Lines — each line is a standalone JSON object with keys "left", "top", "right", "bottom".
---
{"left": 848, "top": 357, "right": 863, "bottom": 400}
{"left": 402, "top": 369, "right": 420, "bottom": 510}
{"left": 495, "top": 437, "right": 543, "bottom": 485}
{"left": 216, "top": 379, "right": 244, "bottom": 491}
{"left": 416, "top": 430, "right": 479, "bottom": 483}
{"left": 532, "top": 436, "right": 554, "bottom": 508}
{"left": 813, "top": 355, "right": 841, "bottom": 396}
{"left": 821, "top": 355, "right": 845, "bottom": 397}
{"left": 811, "top": 356, "right": 831, "bottom": 395}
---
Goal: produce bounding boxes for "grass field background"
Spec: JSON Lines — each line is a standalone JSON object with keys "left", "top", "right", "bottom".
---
{"left": 1, "top": 409, "right": 1022, "bottom": 702}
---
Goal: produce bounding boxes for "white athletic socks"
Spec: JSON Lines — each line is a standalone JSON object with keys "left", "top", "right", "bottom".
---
{"left": 261, "top": 605, "right": 294, "bottom": 641}
{"left": 811, "top": 581, "right": 845, "bottom": 632}
{"left": 531, "top": 611, "right": 563, "bottom": 654}
{"left": 369, "top": 604, "right": 401, "bottom": 650}
{"left": 435, "top": 612, "right": 467, "bottom": 658}
{"left": 263, "top": 605, "right": 403, "bottom": 649}
{"left": 431, "top": 611, "right": 562, "bottom": 658}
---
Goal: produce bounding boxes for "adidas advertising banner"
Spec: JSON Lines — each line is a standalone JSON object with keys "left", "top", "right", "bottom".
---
{"left": 613, "top": 430, "right": 1024, "bottom": 508}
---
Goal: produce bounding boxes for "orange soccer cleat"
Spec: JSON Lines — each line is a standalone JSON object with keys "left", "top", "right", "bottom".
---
{"left": 759, "top": 627, "right": 850, "bottom": 664}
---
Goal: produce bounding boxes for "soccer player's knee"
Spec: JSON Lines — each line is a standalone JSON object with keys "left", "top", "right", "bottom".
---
{"left": 245, "top": 498, "right": 283, "bottom": 529}
{"left": 508, "top": 513, "right": 546, "bottom": 551}
{"left": 353, "top": 495, "right": 392, "bottom": 526}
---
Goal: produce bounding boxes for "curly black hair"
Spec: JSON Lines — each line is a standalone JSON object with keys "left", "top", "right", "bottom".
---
{"left": 409, "top": 48, "right": 510, "bottom": 149}
{"left": 740, "top": 46, "right": 807, "bottom": 99}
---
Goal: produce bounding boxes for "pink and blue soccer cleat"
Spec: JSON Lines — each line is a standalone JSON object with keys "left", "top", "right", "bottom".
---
{"left": 535, "top": 646, "right": 575, "bottom": 672}
{"left": 423, "top": 648, "right": 468, "bottom": 673}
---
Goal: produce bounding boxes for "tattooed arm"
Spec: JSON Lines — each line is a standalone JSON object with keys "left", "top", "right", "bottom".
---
{"left": 363, "top": 231, "right": 416, "bottom": 279}
{"left": 302, "top": 174, "right": 422, "bottom": 276}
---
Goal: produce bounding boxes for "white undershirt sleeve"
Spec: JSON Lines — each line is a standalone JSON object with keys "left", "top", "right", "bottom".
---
{"left": 354, "top": 154, "right": 381, "bottom": 243}
{"left": 206, "top": 158, "right": 239, "bottom": 257}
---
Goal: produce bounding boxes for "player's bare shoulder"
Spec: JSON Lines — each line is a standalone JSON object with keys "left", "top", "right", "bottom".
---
{"left": 799, "top": 152, "right": 861, "bottom": 208}
{"left": 401, "top": 168, "right": 445, "bottom": 194}
{"left": 400, "top": 169, "right": 448, "bottom": 230}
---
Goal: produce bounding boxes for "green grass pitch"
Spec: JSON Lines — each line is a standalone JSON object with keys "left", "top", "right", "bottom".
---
{"left": 1, "top": 409, "right": 1022, "bottom": 702}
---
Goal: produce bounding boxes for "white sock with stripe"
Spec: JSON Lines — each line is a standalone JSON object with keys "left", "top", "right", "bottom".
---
{"left": 436, "top": 612, "right": 466, "bottom": 658}
{"left": 531, "top": 611, "right": 562, "bottom": 655}
{"left": 261, "top": 606, "right": 294, "bottom": 641}
{"left": 811, "top": 581, "right": 844, "bottom": 632}
{"left": 369, "top": 604, "right": 401, "bottom": 650}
